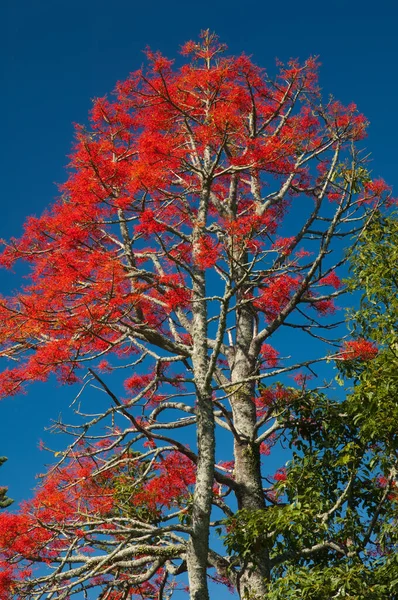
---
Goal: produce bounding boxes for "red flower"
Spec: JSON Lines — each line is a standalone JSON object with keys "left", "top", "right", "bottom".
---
{"left": 194, "top": 235, "right": 219, "bottom": 269}
{"left": 340, "top": 339, "right": 378, "bottom": 361}
{"left": 260, "top": 343, "right": 279, "bottom": 368}
{"left": 273, "top": 468, "right": 287, "bottom": 482}
{"left": 292, "top": 371, "right": 313, "bottom": 387}
{"left": 135, "top": 210, "right": 167, "bottom": 237}
{"left": 313, "top": 298, "right": 336, "bottom": 315}
{"left": 271, "top": 236, "right": 295, "bottom": 256}
{"left": 319, "top": 271, "right": 342, "bottom": 289}
{"left": 254, "top": 274, "right": 300, "bottom": 321}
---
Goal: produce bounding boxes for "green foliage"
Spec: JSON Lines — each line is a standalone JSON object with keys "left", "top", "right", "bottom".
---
{"left": 223, "top": 212, "right": 398, "bottom": 597}
{"left": 347, "top": 212, "right": 398, "bottom": 348}
{"left": 0, "top": 456, "right": 12, "bottom": 509}
{"left": 265, "top": 557, "right": 398, "bottom": 599}
{"left": 331, "top": 163, "right": 372, "bottom": 194}
{"left": 224, "top": 383, "right": 398, "bottom": 597}
{"left": 342, "top": 212, "right": 398, "bottom": 446}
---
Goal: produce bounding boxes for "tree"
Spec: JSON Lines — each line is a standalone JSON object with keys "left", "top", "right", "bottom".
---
{"left": 0, "top": 30, "right": 396, "bottom": 600}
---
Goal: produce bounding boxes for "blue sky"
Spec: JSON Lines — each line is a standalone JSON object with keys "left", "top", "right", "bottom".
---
{"left": 1, "top": 0, "right": 398, "bottom": 594}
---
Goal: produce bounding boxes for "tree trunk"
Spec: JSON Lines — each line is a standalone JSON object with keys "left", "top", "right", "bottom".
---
{"left": 186, "top": 209, "right": 215, "bottom": 600}
{"left": 230, "top": 293, "right": 270, "bottom": 599}
{"left": 186, "top": 391, "right": 215, "bottom": 600}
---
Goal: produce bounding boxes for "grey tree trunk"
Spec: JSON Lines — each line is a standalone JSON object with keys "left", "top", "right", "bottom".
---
{"left": 230, "top": 277, "right": 270, "bottom": 599}
{"left": 185, "top": 391, "right": 215, "bottom": 600}
{"left": 186, "top": 189, "right": 215, "bottom": 600}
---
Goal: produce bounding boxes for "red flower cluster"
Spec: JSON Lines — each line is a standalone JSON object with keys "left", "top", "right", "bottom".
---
{"left": 273, "top": 468, "right": 287, "bottom": 482}
{"left": 194, "top": 235, "right": 220, "bottom": 269}
{"left": 254, "top": 274, "right": 300, "bottom": 321}
{"left": 0, "top": 445, "right": 198, "bottom": 598}
{"left": 135, "top": 209, "right": 167, "bottom": 236}
{"left": 255, "top": 384, "right": 297, "bottom": 416}
{"left": 134, "top": 452, "right": 196, "bottom": 510}
{"left": 340, "top": 339, "right": 378, "bottom": 361}
{"left": 359, "top": 179, "right": 392, "bottom": 206}
{"left": 319, "top": 271, "right": 342, "bottom": 290}
{"left": 271, "top": 236, "right": 296, "bottom": 256}
{"left": 260, "top": 343, "right": 280, "bottom": 368}
{"left": 313, "top": 298, "right": 336, "bottom": 315}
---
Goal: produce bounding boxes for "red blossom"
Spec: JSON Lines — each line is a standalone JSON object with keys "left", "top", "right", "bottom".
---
{"left": 163, "top": 286, "right": 191, "bottom": 310}
{"left": 359, "top": 179, "right": 392, "bottom": 205}
{"left": 256, "top": 384, "right": 296, "bottom": 416}
{"left": 340, "top": 338, "right": 378, "bottom": 361}
{"left": 273, "top": 468, "right": 287, "bottom": 482}
{"left": 135, "top": 210, "right": 167, "bottom": 237}
{"left": 271, "top": 236, "right": 295, "bottom": 256}
{"left": 260, "top": 343, "right": 279, "bottom": 368}
{"left": 97, "top": 359, "right": 112, "bottom": 372}
{"left": 292, "top": 371, "right": 313, "bottom": 387}
{"left": 194, "top": 235, "right": 220, "bottom": 269}
{"left": 313, "top": 298, "right": 336, "bottom": 315}
{"left": 137, "top": 452, "right": 196, "bottom": 509}
{"left": 376, "top": 476, "right": 398, "bottom": 501}
{"left": 328, "top": 192, "right": 342, "bottom": 203}
{"left": 319, "top": 271, "right": 342, "bottom": 289}
{"left": 124, "top": 373, "right": 154, "bottom": 393}
{"left": 260, "top": 442, "right": 271, "bottom": 455}
{"left": 0, "top": 38, "right": 374, "bottom": 402}
{"left": 254, "top": 274, "right": 301, "bottom": 321}
{"left": 0, "top": 564, "right": 15, "bottom": 600}
{"left": 295, "top": 248, "right": 312, "bottom": 258}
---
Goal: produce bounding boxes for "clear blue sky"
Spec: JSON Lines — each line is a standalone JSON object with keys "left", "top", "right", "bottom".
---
{"left": 1, "top": 0, "right": 397, "bottom": 593}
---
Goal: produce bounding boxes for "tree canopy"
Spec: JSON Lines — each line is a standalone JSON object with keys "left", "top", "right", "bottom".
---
{"left": 0, "top": 31, "right": 396, "bottom": 600}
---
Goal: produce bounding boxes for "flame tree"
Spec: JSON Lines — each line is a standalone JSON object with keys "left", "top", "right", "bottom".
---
{"left": 0, "top": 31, "right": 396, "bottom": 600}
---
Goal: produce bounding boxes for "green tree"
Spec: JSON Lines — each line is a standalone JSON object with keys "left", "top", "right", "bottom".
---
{"left": 225, "top": 213, "right": 398, "bottom": 599}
